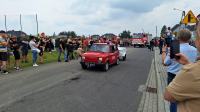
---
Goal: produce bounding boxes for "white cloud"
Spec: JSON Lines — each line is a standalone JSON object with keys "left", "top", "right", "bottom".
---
{"left": 0, "top": 0, "right": 199, "bottom": 36}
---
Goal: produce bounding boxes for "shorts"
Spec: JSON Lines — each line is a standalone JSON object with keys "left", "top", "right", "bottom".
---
{"left": 13, "top": 50, "right": 20, "bottom": 60}
{"left": 0, "top": 52, "right": 8, "bottom": 61}
{"left": 22, "top": 49, "right": 28, "bottom": 56}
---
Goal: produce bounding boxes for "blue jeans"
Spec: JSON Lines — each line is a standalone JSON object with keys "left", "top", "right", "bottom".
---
{"left": 57, "top": 48, "right": 68, "bottom": 61}
{"left": 57, "top": 48, "right": 62, "bottom": 61}
{"left": 167, "top": 72, "right": 177, "bottom": 112}
{"left": 64, "top": 49, "right": 68, "bottom": 61}
{"left": 32, "top": 50, "right": 38, "bottom": 64}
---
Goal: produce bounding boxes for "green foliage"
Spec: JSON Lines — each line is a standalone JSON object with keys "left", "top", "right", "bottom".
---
{"left": 119, "top": 30, "right": 132, "bottom": 38}
{"left": 160, "top": 25, "right": 167, "bottom": 37}
{"left": 59, "top": 31, "right": 77, "bottom": 38}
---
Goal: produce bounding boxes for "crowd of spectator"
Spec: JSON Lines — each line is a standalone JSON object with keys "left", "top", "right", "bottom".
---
{"left": 0, "top": 31, "right": 55, "bottom": 74}
{"left": 0, "top": 30, "right": 120, "bottom": 74}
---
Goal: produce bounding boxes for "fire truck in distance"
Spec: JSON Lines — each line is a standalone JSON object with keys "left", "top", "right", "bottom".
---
{"left": 130, "top": 33, "right": 151, "bottom": 48}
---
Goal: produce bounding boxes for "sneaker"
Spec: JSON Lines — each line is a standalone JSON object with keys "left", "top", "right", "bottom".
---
{"left": 2, "top": 70, "right": 8, "bottom": 75}
{"left": 16, "top": 67, "right": 23, "bottom": 71}
{"left": 33, "top": 64, "right": 39, "bottom": 67}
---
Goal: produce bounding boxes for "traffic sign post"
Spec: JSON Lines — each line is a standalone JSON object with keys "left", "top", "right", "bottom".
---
{"left": 182, "top": 10, "right": 198, "bottom": 24}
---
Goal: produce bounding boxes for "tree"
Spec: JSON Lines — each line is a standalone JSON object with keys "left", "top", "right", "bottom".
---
{"left": 58, "top": 31, "right": 77, "bottom": 38}
{"left": 119, "top": 30, "right": 132, "bottom": 39}
{"left": 160, "top": 25, "right": 167, "bottom": 37}
{"left": 102, "top": 33, "right": 116, "bottom": 39}
{"left": 59, "top": 31, "right": 67, "bottom": 36}
{"left": 69, "top": 31, "right": 77, "bottom": 38}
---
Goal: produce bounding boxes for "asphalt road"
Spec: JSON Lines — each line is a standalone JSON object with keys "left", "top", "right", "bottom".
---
{"left": 0, "top": 47, "right": 153, "bottom": 112}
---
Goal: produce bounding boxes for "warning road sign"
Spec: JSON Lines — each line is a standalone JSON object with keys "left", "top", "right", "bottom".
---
{"left": 182, "top": 10, "right": 198, "bottom": 24}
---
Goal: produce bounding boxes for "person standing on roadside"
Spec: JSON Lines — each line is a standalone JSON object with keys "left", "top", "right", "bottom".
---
{"left": 29, "top": 36, "right": 39, "bottom": 67}
{"left": 10, "top": 36, "right": 22, "bottom": 71}
{"left": 165, "top": 27, "right": 173, "bottom": 46}
{"left": 38, "top": 36, "right": 46, "bottom": 64}
{"left": 159, "top": 37, "right": 164, "bottom": 54}
{"left": 162, "top": 29, "right": 197, "bottom": 112}
{"left": 0, "top": 31, "right": 9, "bottom": 74}
{"left": 57, "top": 38, "right": 67, "bottom": 62}
{"left": 67, "top": 40, "right": 74, "bottom": 60}
{"left": 150, "top": 39, "right": 155, "bottom": 51}
{"left": 21, "top": 37, "right": 29, "bottom": 63}
{"left": 164, "top": 22, "right": 200, "bottom": 112}
{"left": 64, "top": 39, "right": 69, "bottom": 62}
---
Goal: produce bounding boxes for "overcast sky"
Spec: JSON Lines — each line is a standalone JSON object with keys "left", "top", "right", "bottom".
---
{"left": 0, "top": 0, "right": 200, "bottom": 36}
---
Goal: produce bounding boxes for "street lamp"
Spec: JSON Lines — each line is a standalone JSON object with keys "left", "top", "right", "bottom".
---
{"left": 173, "top": 8, "right": 184, "bottom": 12}
{"left": 173, "top": 8, "right": 187, "bottom": 31}
{"left": 173, "top": 8, "right": 185, "bottom": 23}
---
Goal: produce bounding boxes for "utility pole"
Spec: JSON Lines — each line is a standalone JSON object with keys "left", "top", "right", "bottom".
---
{"left": 36, "top": 14, "right": 39, "bottom": 36}
{"left": 20, "top": 14, "right": 23, "bottom": 31}
{"left": 156, "top": 26, "right": 158, "bottom": 38}
{"left": 4, "top": 15, "right": 7, "bottom": 32}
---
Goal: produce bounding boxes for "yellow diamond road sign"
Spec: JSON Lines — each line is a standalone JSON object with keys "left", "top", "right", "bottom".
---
{"left": 182, "top": 10, "right": 197, "bottom": 24}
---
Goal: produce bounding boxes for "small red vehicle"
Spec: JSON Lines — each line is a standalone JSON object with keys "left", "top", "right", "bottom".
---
{"left": 80, "top": 43, "right": 120, "bottom": 71}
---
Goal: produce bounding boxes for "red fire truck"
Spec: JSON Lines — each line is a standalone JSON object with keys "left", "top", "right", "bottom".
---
{"left": 130, "top": 36, "right": 148, "bottom": 48}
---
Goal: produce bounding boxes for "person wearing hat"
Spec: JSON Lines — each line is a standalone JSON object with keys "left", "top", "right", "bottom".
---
{"left": 0, "top": 31, "right": 9, "bottom": 74}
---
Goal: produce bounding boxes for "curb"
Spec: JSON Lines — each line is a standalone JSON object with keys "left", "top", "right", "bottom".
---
{"left": 137, "top": 49, "right": 170, "bottom": 112}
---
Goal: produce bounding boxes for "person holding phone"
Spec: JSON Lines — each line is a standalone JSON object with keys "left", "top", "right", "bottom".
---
{"left": 162, "top": 29, "right": 197, "bottom": 112}
{"left": 164, "top": 24, "right": 200, "bottom": 112}
{"left": 29, "top": 36, "right": 39, "bottom": 67}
